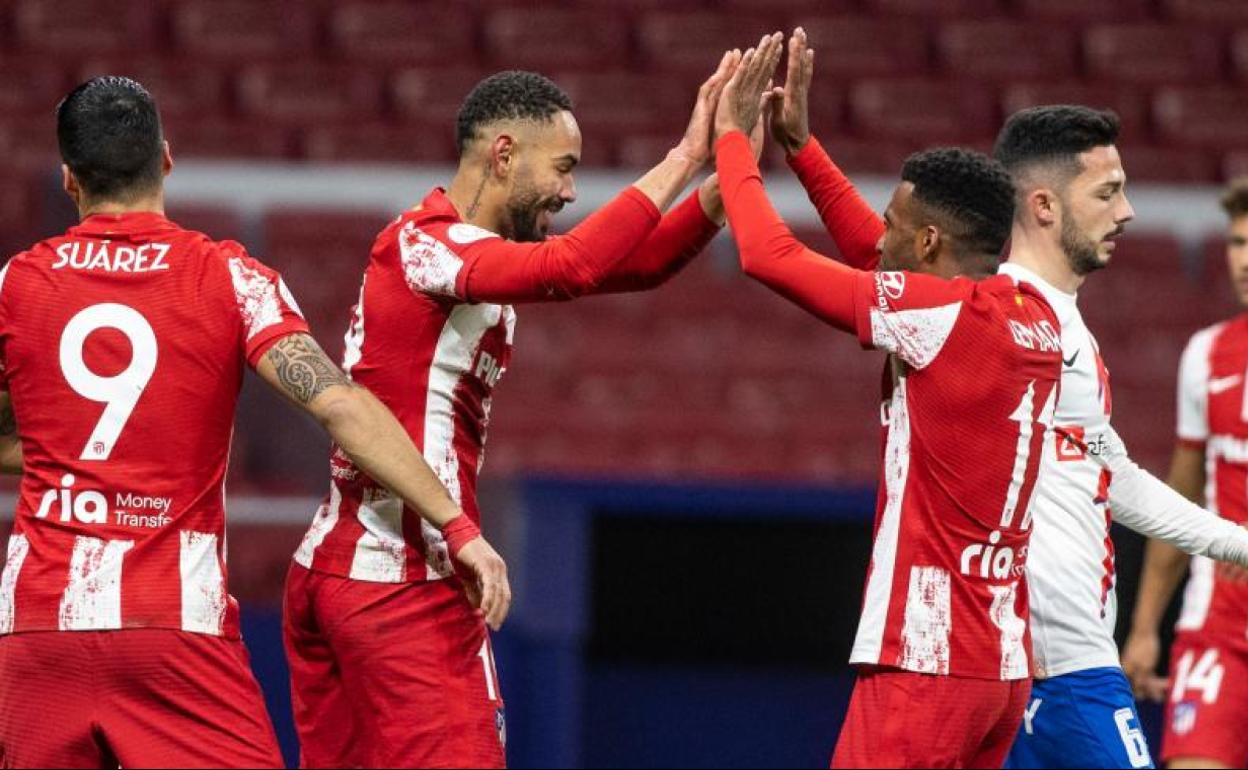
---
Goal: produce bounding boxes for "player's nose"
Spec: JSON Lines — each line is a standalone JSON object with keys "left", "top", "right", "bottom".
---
{"left": 1116, "top": 193, "right": 1136, "bottom": 225}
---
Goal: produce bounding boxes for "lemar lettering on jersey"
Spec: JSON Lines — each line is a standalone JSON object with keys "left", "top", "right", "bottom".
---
{"left": 1008, "top": 319, "right": 1061, "bottom": 353}
{"left": 52, "top": 241, "right": 171, "bottom": 273}
{"left": 34, "top": 474, "right": 173, "bottom": 528}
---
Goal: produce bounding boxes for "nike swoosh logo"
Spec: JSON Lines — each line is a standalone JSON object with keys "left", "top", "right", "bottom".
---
{"left": 1210, "top": 375, "right": 1243, "bottom": 395}
{"left": 1063, "top": 350, "right": 1081, "bottom": 368}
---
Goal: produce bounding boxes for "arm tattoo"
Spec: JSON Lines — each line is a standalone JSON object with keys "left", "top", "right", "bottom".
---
{"left": 265, "top": 334, "right": 351, "bottom": 405}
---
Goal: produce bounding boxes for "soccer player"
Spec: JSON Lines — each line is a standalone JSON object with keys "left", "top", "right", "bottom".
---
{"left": 0, "top": 77, "right": 510, "bottom": 768}
{"left": 766, "top": 27, "right": 1248, "bottom": 767}
{"left": 715, "top": 35, "right": 1062, "bottom": 769}
{"left": 284, "top": 56, "right": 765, "bottom": 767}
{"left": 1121, "top": 180, "right": 1248, "bottom": 770}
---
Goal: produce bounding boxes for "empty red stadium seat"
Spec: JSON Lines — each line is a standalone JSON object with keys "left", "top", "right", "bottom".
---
{"left": 803, "top": 136, "right": 922, "bottom": 175}
{"left": 1154, "top": 87, "right": 1248, "bottom": 150}
{"left": 164, "top": 205, "right": 244, "bottom": 243}
{"left": 329, "top": 2, "right": 477, "bottom": 66}
{"left": 1117, "top": 145, "right": 1218, "bottom": 183}
{"left": 1085, "top": 24, "right": 1225, "bottom": 85}
{"left": 391, "top": 68, "right": 485, "bottom": 130}
{"left": 237, "top": 64, "right": 384, "bottom": 125}
{"left": 555, "top": 71, "right": 691, "bottom": 135}
{"left": 11, "top": 0, "right": 158, "bottom": 55}
{"left": 170, "top": 0, "right": 319, "bottom": 61}
{"left": 1228, "top": 30, "right": 1248, "bottom": 82}
{"left": 1162, "top": 0, "right": 1248, "bottom": 24}
{"left": 1016, "top": 0, "right": 1154, "bottom": 21}
{"left": 163, "top": 118, "right": 297, "bottom": 160}
{"left": 304, "top": 122, "right": 458, "bottom": 165}
{"left": 861, "top": 0, "right": 1004, "bottom": 16}
{"left": 798, "top": 17, "right": 931, "bottom": 79}
{"left": 483, "top": 7, "right": 633, "bottom": 71}
{"left": 849, "top": 79, "right": 996, "bottom": 143}
{"left": 75, "top": 60, "right": 230, "bottom": 120}
{"left": 0, "top": 117, "right": 60, "bottom": 172}
{"left": 637, "top": 11, "right": 775, "bottom": 74}
{"left": 938, "top": 22, "right": 1078, "bottom": 80}
{"left": 0, "top": 59, "right": 66, "bottom": 119}
{"left": 1001, "top": 84, "right": 1150, "bottom": 135}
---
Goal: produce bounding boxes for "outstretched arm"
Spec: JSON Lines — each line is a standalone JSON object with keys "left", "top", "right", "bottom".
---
{"left": 772, "top": 27, "right": 883, "bottom": 270}
{"left": 256, "top": 333, "right": 511, "bottom": 629}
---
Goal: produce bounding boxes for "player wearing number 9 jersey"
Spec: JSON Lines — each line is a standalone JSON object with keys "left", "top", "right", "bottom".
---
{"left": 0, "top": 78, "right": 511, "bottom": 768}
{"left": 714, "top": 37, "right": 1061, "bottom": 769}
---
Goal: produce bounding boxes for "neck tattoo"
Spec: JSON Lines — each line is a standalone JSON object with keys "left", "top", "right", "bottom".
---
{"left": 465, "top": 169, "right": 489, "bottom": 220}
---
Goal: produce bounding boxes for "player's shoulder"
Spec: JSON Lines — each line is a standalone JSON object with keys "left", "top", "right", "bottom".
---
{"left": 1187, "top": 317, "right": 1239, "bottom": 352}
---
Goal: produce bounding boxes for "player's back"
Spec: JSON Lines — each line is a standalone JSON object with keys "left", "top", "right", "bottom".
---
{"left": 0, "top": 212, "right": 305, "bottom": 638}
{"left": 851, "top": 271, "right": 1061, "bottom": 681}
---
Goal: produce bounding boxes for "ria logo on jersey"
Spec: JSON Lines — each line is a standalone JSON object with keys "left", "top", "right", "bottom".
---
{"left": 35, "top": 474, "right": 173, "bottom": 528}
{"left": 960, "top": 530, "right": 1025, "bottom": 580}
{"left": 52, "top": 241, "right": 171, "bottom": 274}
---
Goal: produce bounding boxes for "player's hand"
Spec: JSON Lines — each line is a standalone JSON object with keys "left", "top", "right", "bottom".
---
{"left": 752, "top": 84, "right": 777, "bottom": 161}
{"left": 671, "top": 50, "right": 736, "bottom": 167}
{"left": 1122, "top": 630, "right": 1170, "bottom": 702}
{"left": 772, "top": 27, "right": 815, "bottom": 156}
{"left": 714, "top": 33, "right": 784, "bottom": 142}
{"left": 455, "top": 536, "right": 512, "bottom": 631}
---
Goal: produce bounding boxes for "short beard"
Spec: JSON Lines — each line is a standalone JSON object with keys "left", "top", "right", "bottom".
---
{"left": 501, "top": 171, "right": 545, "bottom": 243}
{"left": 1060, "top": 210, "right": 1106, "bottom": 277}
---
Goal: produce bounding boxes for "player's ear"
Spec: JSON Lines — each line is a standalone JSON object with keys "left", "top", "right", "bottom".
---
{"left": 917, "top": 224, "right": 940, "bottom": 264}
{"left": 61, "top": 164, "right": 82, "bottom": 208}
{"left": 490, "top": 135, "right": 515, "bottom": 180}
{"left": 1028, "top": 188, "right": 1058, "bottom": 229}
{"left": 161, "top": 141, "right": 174, "bottom": 178}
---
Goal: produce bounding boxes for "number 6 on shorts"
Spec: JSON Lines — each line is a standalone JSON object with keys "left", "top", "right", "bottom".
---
{"left": 59, "top": 303, "right": 158, "bottom": 461}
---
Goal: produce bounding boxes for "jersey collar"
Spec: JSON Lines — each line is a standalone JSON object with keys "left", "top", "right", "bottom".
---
{"left": 71, "top": 211, "right": 179, "bottom": 238}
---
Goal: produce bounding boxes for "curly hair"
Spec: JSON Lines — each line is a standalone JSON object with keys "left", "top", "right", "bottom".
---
{"left": 901, "top": 147, "right": 1016, "bottom": 257}
{"left": 57, "top": 76, "right": 164, "bottom": 201}
{"left": 993, "top": 105, "right": 1121, "bottom": 178}
{"left": 455, "top": 71, "right": 573, "bottom": 155}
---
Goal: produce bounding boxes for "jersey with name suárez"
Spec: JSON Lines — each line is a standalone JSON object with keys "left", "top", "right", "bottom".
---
{"left": 1174, "top": 316, "right": 1248, "bottom": 649}
{"left": 0, "top": 212, "right": 308, "bottom": 638}
{"left": 998, "top": 262, "right": 1122, "bottom": 678}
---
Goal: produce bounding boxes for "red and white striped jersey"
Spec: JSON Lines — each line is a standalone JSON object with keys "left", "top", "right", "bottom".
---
{"left": 0, "top": 212, "right": 308, "bottom": 638}
{"left": 848, "top": 270, "right": 1062, "bottom": 681}
{"left": 1174, "top": 316, "right": 1248, "bottom": 648}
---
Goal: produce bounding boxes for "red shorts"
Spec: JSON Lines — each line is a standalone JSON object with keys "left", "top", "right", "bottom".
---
{"left": 1162, "top": 637, "right": 1248, "bottom": 768}
{"left": 831, "top": 666, "right": 1031, "bottom": 769}
{"left": 0, "top": 629, "right": 282, "bottom": 768}
{"left": 283, "top": 562, "right": 505, "bottom": 769}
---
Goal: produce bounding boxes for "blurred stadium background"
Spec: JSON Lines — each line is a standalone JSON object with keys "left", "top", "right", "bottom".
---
{"left": 0, "top": 0, "right": 1245, "bottom": 766}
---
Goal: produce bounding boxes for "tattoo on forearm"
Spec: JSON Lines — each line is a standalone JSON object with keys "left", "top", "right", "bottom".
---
{"left": 265, "top": 334, "right": 351, "bottom": 405}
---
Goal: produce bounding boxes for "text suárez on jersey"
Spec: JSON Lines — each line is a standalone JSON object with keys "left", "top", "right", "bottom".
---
{"left": 52, "top": 242, "right": 171, "bottom": 274}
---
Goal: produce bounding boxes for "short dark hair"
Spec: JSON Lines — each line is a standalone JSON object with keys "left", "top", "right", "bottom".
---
{"left": 901, "top": 147, "right": 1016, "bottom": 258}
{"left": 1222, "top": 178, "right": 1248, "bottom": 220}
{"left": 455, "top": 71, "right": 573, "bottom": 155}
{"left": 56, "top": 76, "right": 164, "bottom": 201}
{"left": 993, "top": 105, "right": 1121, "bottom": 178}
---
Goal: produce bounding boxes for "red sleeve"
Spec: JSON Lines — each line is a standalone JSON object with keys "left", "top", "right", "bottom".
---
{"left": 593, "top": 189, "right": 721, "bottom": 294}
{"left": 716, "top": 130, "right": 862, "bottom": 334}
{"left": 445, "top": 188, "right": 661, "bottom": 304}
{"left": 787, "top": 137, "right": 884, "bottom": 270}
{"left": 218, "top": 244, "right": 312, "bottom": 368}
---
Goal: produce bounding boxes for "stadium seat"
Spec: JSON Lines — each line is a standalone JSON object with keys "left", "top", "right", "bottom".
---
{"left": 937, "top": 22, "right": 1079, "bottom": 80}
{"left": 0, "top": 60, "right": 66, "bottom": 119}
{"left": 328, "top": 2, "right": 477, "bottom": 66}
{"left": 1016, "top": 0, "right": 1154, "bottom": 21}
{"left": 849, "top": 79, "right": 997, "bottom": 143}
{"left": 1085, "top": 24, "right": 1225, "bottom": 85}
{"left": 1228, "top": 30, "right": 1248, "bottom": 82}
{"left": 1154, "top": 87, "right": 1248, "bottom": 150}
{"left": 391, "top": 68, "right": 486, "bottom": 129}
{"left": 1161, "top": 0, "right": 1248, "bottom": 24}
{"left": 798, "top": 17, "right": 932, "bottom": 79}
{"left": 303, "top": 122, "right": 458, "bottom": 165}
{"left": 555, "top": 72, "right": 691, "bottom": 135}
{"left": 483, "top": 7, "right": 633, "bottom": 71}
{"left": 163, "top": 118, "right": 297, "bottom": 160}
{"left": 1117, "top": 145, "right": 1218, "bottom": 183}
{"left": 11, "top": 0, "right": 158, "bottom": 55}
{"left": 75, "top": 60, "right": 230, "bottom": 120}
{"left": 637, "top": 11, "right": 775, "bottom": 74}
{"left": 237, "top": 63, "right": 384, "bottom": 125}
{"left": 163, "top": 205, "right": 244, "bottom": 243}
{"left": 1001, "top": 84, "right": 1150, "bottom": 136}
{"left": 861, "top": 0, "right": 1005, "bottom": 16}
{"left": 170, "top": 0, "right": 319, "bottom": 61}
{"left": 0, "top": 117, "right": 60, "bottom": 172}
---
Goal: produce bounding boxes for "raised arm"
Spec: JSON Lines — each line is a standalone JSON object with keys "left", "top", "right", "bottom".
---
{"left": 256, "top": 333, "right": 511, "bottom": 629}
{"left": 772, "top": 27, "right": 883, "bottom": 270}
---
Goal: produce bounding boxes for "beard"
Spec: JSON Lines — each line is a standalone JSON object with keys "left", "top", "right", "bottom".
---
{"left": 500, "top": 170, "right": 560, "bottom": 243}
{"left": 1060, "top": 211, "right": 1108, "bottom": 277}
